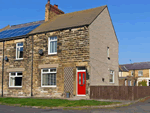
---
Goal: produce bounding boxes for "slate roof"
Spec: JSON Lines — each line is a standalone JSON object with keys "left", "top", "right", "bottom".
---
{"left": 120, "top": 62, "right": 150, "bottom": 70}
{"left": 29, "top": 5, "right": 107, "bottom": 35}
{"left": 0, "top": 20, "right": 44, "bottom": 41}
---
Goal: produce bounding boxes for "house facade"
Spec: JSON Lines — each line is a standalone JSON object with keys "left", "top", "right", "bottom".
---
{"left": 0, "top": 1, "right": 119, "bottom": 98}
{"left": 119, "top": 62, "right": 150, "bottom": 86}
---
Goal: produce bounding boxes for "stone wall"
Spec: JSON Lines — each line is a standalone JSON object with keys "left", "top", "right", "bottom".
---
{"left": 32, "top": 27, "right": 90, "bottom": 98}
{"left": 0, "top": 26, "right": 90, "bottom": 98}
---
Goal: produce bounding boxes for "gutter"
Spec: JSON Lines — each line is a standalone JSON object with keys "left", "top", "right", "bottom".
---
{"left": 1, "top": 41, "right": 4, "bottom": 97}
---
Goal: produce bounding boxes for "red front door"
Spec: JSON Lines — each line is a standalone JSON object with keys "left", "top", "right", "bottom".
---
{"left": 77, "top": 72, "right": 86, "bottom": 95}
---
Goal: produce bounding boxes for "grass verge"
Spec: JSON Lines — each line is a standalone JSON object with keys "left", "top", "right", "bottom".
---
{"left": 0, "top": 97, "right": 120, "bottom": 108}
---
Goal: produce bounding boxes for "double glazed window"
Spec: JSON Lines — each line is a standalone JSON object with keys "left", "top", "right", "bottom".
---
{"left": 109, "top": 70, "right": 114, "bottom": 83}
{"left": 9, "top": 72, "right": 22, "bottom": 87}
{"left": 41, "top": 68, "right": 57, "bottom": 87}
{"left": 16, "top": 42, "right": 23, "bottom": 59}
{"left": 48, "top": 36, "right": 57, "bottom": 54}
{"left": 138, "top": 70, "right": 143, "bottom": 76}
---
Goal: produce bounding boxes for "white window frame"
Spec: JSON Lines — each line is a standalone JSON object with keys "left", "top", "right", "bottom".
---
{"left": 16, "top": 42, "right": 23, "bottom": 60}
{"left": 41, "top": 68, "right": 57, "bottom": 87}
{"left": 138, "top": 70, "right": 143, "bottom": 76}
{"left": 109, "top": 70, "right": 114, "bottom": 83}
{"left": 125, "top": 80, "right": 127, "bottom": 86}
{"left": 107, "top": 47, "right": 110, "bottom": 58}
{"left": 48, "top": 36, "right": 57, "bottom": 55}
{"left": 9, "top": 72, "right": 22, "bottom": 88}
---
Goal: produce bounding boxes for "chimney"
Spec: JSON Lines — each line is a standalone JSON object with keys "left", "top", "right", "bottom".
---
{"left": 45, "top": 0, "right": 64, "bottom": 21}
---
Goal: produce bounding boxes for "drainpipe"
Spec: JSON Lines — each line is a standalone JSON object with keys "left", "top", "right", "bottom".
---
{"left": 31, "top": 36, "right": 33, "bottom": 96}
{"left": 1, "top": 41, "right": 4, "bottom": 97}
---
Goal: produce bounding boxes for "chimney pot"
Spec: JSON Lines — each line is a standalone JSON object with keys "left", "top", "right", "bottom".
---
{"left": 54, "top": 4, "right": 58, "bottom": 8}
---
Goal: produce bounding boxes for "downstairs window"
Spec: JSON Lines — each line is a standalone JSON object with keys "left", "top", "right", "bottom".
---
{"left": 9, "top": 72, "right": 22, "bottom": 87}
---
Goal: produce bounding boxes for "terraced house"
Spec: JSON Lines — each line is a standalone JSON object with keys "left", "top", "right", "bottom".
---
{"left": 0, "top": 0, "right": 119, "bottom": 99}
{"left": 119, "top": 62, "right": 150, "bottom": 86}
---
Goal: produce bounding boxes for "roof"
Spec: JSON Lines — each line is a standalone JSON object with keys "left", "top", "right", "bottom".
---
{"left": 119, "top": 65, "right": 129, "bottom": 72}
{"left": 29, "top": 5, "right": 107, "bottom": 35}
{"left": 120, "top": 62, "right": 150, "bottom": 70}
{"left": 0, "top": 20, "right": 44, "bottom": 40}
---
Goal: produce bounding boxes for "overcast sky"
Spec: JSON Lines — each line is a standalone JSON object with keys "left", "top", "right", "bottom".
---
{"left": 0, "top": 0, "right": 150, "bottom": 64}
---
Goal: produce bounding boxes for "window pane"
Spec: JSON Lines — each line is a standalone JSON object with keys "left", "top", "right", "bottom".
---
{"left": 10, "top": 77, "right": 14, "bottom": 86}
{"left": 83, "top": 73, "right": 85, "bottom": 84}
{"left": 54, "top": 74, "right": 56, "bottom": 85}
{"left": 20, "top": 47, "right": 23, "bottom": 58}
{"left": 17, "top": 48, "right": 20, "bottom": 58}
{"left": 18, "top": 42, "right": 23, "bottom": 46}
{"left": 42, "top": 74, "right": 49, "bottom": 85}
{"left": 50, "top": 42, "right": 53, "bottom": 53}
{"left": 50, "top": 37, "right": 54, "bottom": 40}
{"left": 79, "top": 73, "right": 81, "bottom": 84}
{"left": 15, "top": 77, "right": 22, "bottom": 86}
{"left": 54, "top": 41, "right": 57, "bottom": 52}
{"left": 109, "top": 74, "right": 113, "bottom": 82}
{"left": 50, "top": 69, "right": 56, "bottom": 72}
{"left": 11, "top": 73, "right": 15, "bottom": 76}
{"left": 43, "top": 69, "right": 49, "bottom": 72}
{"left": 50, "top": 74, "right": 53, "bottom": 85}
{"left": 17, "top": 72, "right": 22, "bottom": 76}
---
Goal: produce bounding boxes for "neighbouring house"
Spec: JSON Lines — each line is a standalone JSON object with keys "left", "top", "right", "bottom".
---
{"left": 119, "top": 62, "right": 150, "bottom": 86}
{"left": 119, "top": 65, "right": 136, "bottom": 86}
{"left": 0, "top": 0, "right": 119, "bottom": 99}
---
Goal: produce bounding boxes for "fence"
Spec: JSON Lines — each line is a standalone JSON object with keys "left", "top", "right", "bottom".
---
{"left": 90, "top": 86, "right": 150, "bottom": 100}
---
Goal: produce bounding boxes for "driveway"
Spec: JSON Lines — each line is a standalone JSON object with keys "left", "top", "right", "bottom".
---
{"left": 0, "top": 99, "right": 150, "bottom": 113}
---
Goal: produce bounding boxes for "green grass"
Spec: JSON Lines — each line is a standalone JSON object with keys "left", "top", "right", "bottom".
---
{"left": 0, "top": 97, "right": 120, "bottom": 108}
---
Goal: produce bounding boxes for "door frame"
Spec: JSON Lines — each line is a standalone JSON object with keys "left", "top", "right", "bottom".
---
{"left": 76, "top": 69, "right": 86, "bottom": 96}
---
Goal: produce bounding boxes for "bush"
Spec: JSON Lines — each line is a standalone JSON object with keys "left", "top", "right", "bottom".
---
{"left": 138, "top": 80, "right": 147, "bottom": 86}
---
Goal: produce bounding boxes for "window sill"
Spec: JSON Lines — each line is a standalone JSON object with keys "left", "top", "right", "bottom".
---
{"left": 15, "top": 58, "right": 23, "bottom": 61}
{"left": 9, "top": 86, "right": 22, "bottom": 89}
{"left": 41, "top": 86, "right": 57, "bottom": 88}
{"left": 48, "top": 53, "right": 57, "bottom": 56}
{"left": 109, "top": 82, "right": 114, "bottom": 84}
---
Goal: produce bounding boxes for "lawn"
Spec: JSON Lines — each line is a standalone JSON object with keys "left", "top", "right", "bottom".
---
{"left": 0, "top": 97, "right": 120, "bottom": 107}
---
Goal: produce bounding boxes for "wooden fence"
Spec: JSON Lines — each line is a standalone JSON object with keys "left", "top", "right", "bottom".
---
{"left": 90, "top": 86, "right": 150, "bottom": 100}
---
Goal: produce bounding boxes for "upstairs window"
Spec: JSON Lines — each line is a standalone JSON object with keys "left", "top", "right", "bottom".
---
{"left": 138, "top": 70, "right": 143, "bottom": 76}
{"left": 9, "top": 72, "right": 22, "bottom": 87}
{"left": 48, "top": 36, "right": 57, "bottom": 55}
{"left": 16, "top": 42, "right": 23, "bottom": 59}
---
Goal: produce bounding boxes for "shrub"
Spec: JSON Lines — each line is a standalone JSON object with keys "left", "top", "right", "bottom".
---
{"left": 138, "top": 80, "right": 147, "bottom": 86}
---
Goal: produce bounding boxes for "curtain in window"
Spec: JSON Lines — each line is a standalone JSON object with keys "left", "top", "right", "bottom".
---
{"left": 10, "top": 77, "right": 14, "bottom": 86}
{"left": 50, "top": 41, "right": 57, "bottom": 53}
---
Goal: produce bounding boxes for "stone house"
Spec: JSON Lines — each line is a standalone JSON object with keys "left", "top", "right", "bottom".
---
{"left": 0, "top": 0, "right": 119, "bottom": 99}
{"left": 119, "top": 62, "right": 150, "bottom": 86}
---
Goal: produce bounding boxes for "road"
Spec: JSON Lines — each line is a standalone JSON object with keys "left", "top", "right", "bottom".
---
{"left": 0, "top": 99, "right": 150, "bottom": 113}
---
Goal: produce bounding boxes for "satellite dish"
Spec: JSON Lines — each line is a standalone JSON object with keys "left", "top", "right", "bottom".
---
{"left": 39, "top": 49, "right": 43, "bottom": 55}
{"left": 4, "top": 56, "right": 8, "bottom": 61}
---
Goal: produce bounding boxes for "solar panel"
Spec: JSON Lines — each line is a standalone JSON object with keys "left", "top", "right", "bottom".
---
{"left": 0, "top": 24, "right": 41, "bottom": 39}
